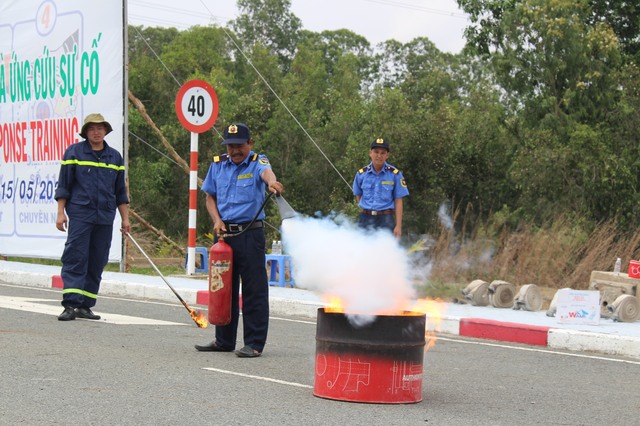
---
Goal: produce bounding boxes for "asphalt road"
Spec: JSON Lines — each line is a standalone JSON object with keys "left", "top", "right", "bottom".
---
{"left": 1, "top": 282, "right": 639, "bottom": 426}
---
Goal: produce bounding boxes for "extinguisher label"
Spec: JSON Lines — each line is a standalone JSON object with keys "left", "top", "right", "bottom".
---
{"left": 210, "top": 260, "right": 231, "bottom": 292}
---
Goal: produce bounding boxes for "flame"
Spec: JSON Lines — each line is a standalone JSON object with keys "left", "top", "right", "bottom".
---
{"left": 190, "top": 309, "right": 209, "bottom": 329}
{"left": 324, "top": 295, "right": 345, "bottom": 313}
{"left": 323, "top": 294, "right": 446, "bottom": 351}
{"left": 411, "top": 298, "right": 446, "bottom": 351}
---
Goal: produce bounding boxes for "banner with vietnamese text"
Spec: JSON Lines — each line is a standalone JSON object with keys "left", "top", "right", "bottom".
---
{"left": 0, "top": 0, "right": 126, "bottom": 261}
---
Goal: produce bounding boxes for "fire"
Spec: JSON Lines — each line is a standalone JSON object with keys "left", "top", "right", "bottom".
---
{"left": 190, "top": 309, "right": 209, "bottom": 329}
{"left": 324, "top": 295, "right": 345, "bottom": 313}
{"left": 323, "top": 295, "right": 446, "bottom": 351}
{"left": 411, "top": 298, "right": 445, "bottom": 351}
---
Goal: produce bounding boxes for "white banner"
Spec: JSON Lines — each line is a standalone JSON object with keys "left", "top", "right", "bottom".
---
{"left": 0, "top": 0, "right": 126, "bottom": 261}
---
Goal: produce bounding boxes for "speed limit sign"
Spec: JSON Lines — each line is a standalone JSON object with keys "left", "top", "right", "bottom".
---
{"left": 175, "top": 79, "right": 219, "bottom": 133}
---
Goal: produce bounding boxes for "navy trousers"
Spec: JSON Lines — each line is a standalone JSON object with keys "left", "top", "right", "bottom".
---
{"left": 214, "top": 228, "right": 269, "bottom": 352}
{"left": 60, "top": 220, "right": 113, "bottom": 308}
{"left": 358, "top": 212, "right": 395, "bottom": 232}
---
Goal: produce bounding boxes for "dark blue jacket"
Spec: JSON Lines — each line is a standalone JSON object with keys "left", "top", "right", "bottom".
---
{"left": 54, "top": 140, "right": 129, "bottom": 225}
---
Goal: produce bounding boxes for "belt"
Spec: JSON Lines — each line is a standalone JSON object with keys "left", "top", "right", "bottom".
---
{"left": 361, "top": 209, "right": 394, "bottom": 216}
{"left": 224, "top": 220, "right": 263, "bottom": 233}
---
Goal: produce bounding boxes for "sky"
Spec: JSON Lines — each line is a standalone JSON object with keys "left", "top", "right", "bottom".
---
{"left": 127, "top": 0, "right": 470, "bottom": 53}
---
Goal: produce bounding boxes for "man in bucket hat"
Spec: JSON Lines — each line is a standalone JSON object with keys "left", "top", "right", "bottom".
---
{"left": 54, "top": 113, "right": 130, "bottom": 321}
{"left": 353, "top": 138, "right": 409, "bottom": 238}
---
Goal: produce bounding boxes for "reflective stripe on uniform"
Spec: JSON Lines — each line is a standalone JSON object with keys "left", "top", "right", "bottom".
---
{"left": 60, "top": 159, "right": 125, "bottom": 171}
{"left": 62, "top": 288, "right": 98, "bottom": 299}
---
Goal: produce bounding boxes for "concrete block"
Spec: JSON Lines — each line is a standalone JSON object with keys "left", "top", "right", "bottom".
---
{"left": 589, "top": 271, "right": 638, "bottom": 294}
{"left": 589, "top": 270, "right": 638, "bottom": 316}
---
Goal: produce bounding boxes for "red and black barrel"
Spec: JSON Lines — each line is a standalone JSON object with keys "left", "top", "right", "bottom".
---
{"left": 314, "top": 308, "right": 426, "bottom": 404}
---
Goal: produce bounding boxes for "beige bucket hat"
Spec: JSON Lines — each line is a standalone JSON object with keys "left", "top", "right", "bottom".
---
{"left": 79, "top": 113, "right": 113, "bottom": 139}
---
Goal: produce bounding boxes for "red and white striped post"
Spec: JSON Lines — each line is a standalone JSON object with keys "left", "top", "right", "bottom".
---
{"left": 175, "top": 80, "right": 219, "bottom": 275}
{"left": 186, "top": 131, "right": 199, "bottom": 274}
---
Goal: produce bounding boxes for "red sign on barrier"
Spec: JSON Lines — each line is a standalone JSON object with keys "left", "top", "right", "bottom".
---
{"left": 628, "top": 260, "right": 640, "bottom": 279}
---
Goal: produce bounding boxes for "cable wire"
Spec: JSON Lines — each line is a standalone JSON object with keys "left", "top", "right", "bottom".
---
{"left": 131, "top": 1, "right": 361, "bottom": 190}
{"left": 364, "top": 0, "right": 468, "bottom": 19}
{"left": 198, "top": 0, "right": 352, "bottom": 190}
{"left": 128, "top": 131, "right": 182, "bottom": 167}
{"left": 130, "top": 25, "right": 182, "bottom": 87}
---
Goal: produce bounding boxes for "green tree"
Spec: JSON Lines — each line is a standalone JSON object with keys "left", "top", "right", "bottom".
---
{"left": 458, "top": 0, "right": 639, "bottom": 62}
{"left": 456, "top": 0, "right": 630, "bottom": 224}
{"left": 587, "top": 0, "right": 640, "bottom": 62}
{"left": 232, "top": 0, "right": 302, "bottom": 68}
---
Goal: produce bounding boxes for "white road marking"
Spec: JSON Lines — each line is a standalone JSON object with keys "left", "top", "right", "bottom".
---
{"left": 0, "top": 295, "right": 186, "bottom": 326}
{"left": 202, "top": 367, "right": 313, "bottom": 388}
{"left": 437, "top": 336, "right": 640, "bottom": 365}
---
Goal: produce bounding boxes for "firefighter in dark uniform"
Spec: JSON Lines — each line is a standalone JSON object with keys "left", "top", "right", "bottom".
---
{"left": 55, "top": 113, "right": 130, "bottom": 321}
{"left": 353, "top": 138, "right": 409, "bottom": 238}
{"left": 196, "top": 123, "right": 284, "bottom": 358}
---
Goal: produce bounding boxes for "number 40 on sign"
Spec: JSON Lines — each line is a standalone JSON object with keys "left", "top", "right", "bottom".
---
{"left": 175, "top": 79, "right": 219, "bottom": 133}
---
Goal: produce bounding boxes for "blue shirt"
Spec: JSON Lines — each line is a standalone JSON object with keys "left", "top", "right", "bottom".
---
{"left": 55, "top": 140, "right": 129, "bottom": 225}
{"left": 201, "top": 151, "right": 271, "bottom": 223}
{"left": 352, "top": 162, "right": 409, "bottom": 210}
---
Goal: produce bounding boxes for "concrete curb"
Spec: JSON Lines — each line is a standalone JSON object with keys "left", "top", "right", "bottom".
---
{"left": 459, "top": 318, "right": 550, "bottom": 346}
{"left": 1, "top": 270, "right": 52, "bottom": 288}
{"left": 548, "top": 328, "right": 640, "bottom": 358}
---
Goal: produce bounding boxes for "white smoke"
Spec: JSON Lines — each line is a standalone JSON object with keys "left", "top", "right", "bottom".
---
{"left": 281, "top": 214, "right": 416, "bottom": 317}
{"left": 437, "top": 203, "right": 453, "bottom": 230}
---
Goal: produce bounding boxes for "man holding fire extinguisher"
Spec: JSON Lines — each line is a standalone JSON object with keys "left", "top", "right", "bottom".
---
{"left": 196, "top": 123, "right": 284, "bottom": 358}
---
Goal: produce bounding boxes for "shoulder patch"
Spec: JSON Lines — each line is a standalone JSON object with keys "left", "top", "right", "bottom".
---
{"left": 358, "top": 165, "right": 371, "bottom": 174}
{"left": 259, "top": 157, "right": 270, "bottom": 165}
{"left": 213, "top": 154, "right": 229, "bottom": 163}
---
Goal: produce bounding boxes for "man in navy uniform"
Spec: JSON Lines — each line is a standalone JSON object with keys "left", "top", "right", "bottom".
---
{"left": 55, "top": 113, "right": 130, "bottom": 321}
{"left": 196, "top": 123, "right": 284, "bottom": 358}
{"left": 353, "top": 138, "right": 409, "bottom": 238}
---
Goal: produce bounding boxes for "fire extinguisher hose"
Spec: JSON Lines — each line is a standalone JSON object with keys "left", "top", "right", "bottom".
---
{"left": 125, "top": 232, "right": 208, "bottom": 328}
{"left": 220, "top": 191, "right": 276, "bottom": 238}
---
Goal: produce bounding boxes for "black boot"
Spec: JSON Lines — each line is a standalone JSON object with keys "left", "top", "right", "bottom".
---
{"left": 58, "top": 307, "right": 76, "bottom": 321}
{"left": 76, "top": 307, "right": 101, "bottom": 320}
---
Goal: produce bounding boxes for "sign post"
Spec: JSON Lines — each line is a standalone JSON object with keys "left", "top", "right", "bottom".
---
{"left": 175, "top": 80, "right": 219, "bottom": 274}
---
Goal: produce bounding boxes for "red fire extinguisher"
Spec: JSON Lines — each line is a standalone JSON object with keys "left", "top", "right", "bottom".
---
{"left": 206, "top": 192, "right": 278, "bottom": 326}
{"left": 208, "top": 238, "right": 233, "bottom": 325}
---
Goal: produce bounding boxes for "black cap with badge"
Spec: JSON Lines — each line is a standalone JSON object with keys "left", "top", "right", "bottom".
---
{"left": 370, "top": 138, "right": 390, "bottom": 151}
{"left": 222, "top": 123, "right": 251, "bottom": 145}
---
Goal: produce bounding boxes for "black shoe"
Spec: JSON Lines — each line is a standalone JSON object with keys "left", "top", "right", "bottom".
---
{"left": 194, "top": 341, "right": 233, "bottom": 352}
{"left": 76, "top": 307, "right": 101, "bottom": 320}
{"left": 58, "top": 307, "right": 76, "bottom": 321}
{"left": 235, "top": 345, "right": 261, "bottom": 358}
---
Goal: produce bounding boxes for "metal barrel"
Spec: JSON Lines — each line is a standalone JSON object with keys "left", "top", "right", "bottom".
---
{"left": 314, "top": 308, "right": 426, "bottom": 404}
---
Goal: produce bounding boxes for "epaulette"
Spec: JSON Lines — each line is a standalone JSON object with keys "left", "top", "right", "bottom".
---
{"left": 251, "top": 153, "right": 259, "bottom": 162}
{"left": 213, "top": 154, "right": 229, "bottom": 163}
{"left": 385, "top": 165, "right": 399, "bottom": 174}
{"left": 358, "top": 165, "right": 371, "bottom": 174}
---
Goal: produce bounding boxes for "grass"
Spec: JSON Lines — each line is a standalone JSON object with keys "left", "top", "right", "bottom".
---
{"left": 416, "top": 216, "right": 640, "bottom": 299}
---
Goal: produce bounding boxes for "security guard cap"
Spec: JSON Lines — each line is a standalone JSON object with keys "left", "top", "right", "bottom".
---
{"left": 79, "top": 113, "right": 113, "bottom": 139}
{"left": 370, "top": 138, "right": 390, "bottom": 151}
{"left": 222, "top": 123, "right": 251, "bottom": 145}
